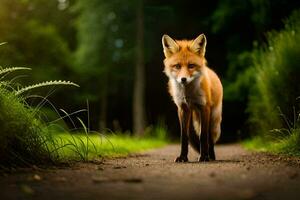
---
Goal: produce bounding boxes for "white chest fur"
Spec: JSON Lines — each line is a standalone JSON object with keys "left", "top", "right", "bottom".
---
{"left": 169, "top": 78, "right": 206, "bottom": 108}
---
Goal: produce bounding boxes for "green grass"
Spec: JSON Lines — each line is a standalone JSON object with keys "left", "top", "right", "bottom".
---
{"left": 0, "top": 83, "right": 169, "bottom": 167}
{"left": 0, "top": 88, "right": 53, "bottom": 167}
{"left": 244, "top": 129, "right": 300, "bottom": 156}
{"left": 0, "top": 66, "right": 169, "bottom": 167}
{"left": 50, "top": 133, "right": 168, "bottom": 161}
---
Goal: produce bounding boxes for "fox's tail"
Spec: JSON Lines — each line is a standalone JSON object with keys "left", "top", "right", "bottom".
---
{"left": 188, "top": 111, "right": 200, "bottom": 153}
{"left": 188, "top": 129, "right": 200, "bottom": 153}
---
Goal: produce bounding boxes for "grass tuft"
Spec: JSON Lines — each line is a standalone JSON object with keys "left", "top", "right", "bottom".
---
{"left": 0, "top": 88, "right": 53, "bottom": 166}
{"left": 49, "top": 133, "right": 168, "bottom": 160}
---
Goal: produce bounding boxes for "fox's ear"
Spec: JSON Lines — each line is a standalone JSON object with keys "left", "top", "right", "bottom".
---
{"left": 162, "top": 34, "right": 179, "bottom": 58}
{"left": 190, "top": 34, "right": 207, "bottom": 56}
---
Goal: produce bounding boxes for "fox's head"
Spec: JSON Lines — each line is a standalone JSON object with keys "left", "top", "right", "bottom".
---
{"left": 162, "top": 34, "right": 207, "bottom": 85}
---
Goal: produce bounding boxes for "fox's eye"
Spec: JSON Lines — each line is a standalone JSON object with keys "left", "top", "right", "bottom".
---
{"left": 188, "top": 64, "right": 196, "bottom": 69}
{"left": 173, "top": 64, "right": 181, "bottom": 69}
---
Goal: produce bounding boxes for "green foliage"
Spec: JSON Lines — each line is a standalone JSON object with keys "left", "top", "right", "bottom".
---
{"left": 73, "top": 0, "right": 140, "bottom": 131}
{"left": 243, "top": 10, "right": 300, "bottom": 156}
{"left": 244, "top": 102, "right": 300, "bottom": 156}
{"left": 74, "top": 0, "right": 136, "bottom": 100}
{"left": 144, "top": 121, "right": 169, "bottom": 141}
{"left": 0, "top": 63, "right": 168, "bottom": 166}
{"left": 0, "top": 67, "right": 31, "bottom": 76}
{"left": 15, "top": 80, "right": 79, "bottom": 95}
{"left": 0, "top": 88, "right": 52, "bottom": 166}
{"left": 0, "top": 66, "right": 79, "bottom": 95}
{"left": 0, "top": 84, "right": 168, "bottom": 166}
{"left": 248, "top": 10, "right": 300, "bottom": 136}
{"left": 0, "top": 0, "right": 73, "bottom": 80}
{"left": 278, "top": 129, "right": 300, "bottom": 156}
{"left": 49, "top": 133, "right": 168, "bottom": 159}
{"left": 213, "top": 0, "right": 298, "bottom": 102}
{"left": 224, "top": 67, "right": 255, "bottom": 102}
{"left": 0, "top": 64, "right": 79, "bottom": 167}
{"left": 244, "top": 129, "right": 300, "bottom": 156}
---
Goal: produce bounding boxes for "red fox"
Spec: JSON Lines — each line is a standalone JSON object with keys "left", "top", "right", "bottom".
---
{"left": 162, "top": 34, "right": 223, "bottom": 162}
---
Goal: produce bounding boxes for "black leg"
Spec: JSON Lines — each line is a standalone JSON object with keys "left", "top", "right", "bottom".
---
{"left": 175, "top": 106, "right": 190, "bottom": 163}
{"left": 175, "top": 131, "right": 188, "bottom": 162}
{"left": 199, "top": 133, "right": 209, "bottom": 162}
{"left": 198, "top": 106, "right": 210, "bottom": 162}
{"left": 209, "top": 142, "right": 215, "bottom": 161}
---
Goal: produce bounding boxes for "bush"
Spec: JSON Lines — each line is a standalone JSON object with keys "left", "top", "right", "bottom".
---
{"left": 241, "top": 11, "right": 300, "bottom": 156}
{"left": 0, "top": 88, "right": 52, "bottom": 167}
{"left": 248, "top": 10, "right": 300, "bottom": 138}
{"left": 0, "top": 65, "right": 78, "bottom": 167}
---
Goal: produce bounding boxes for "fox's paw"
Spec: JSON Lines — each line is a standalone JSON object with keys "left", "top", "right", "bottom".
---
{"left": 198, "top": 155, "right": 210, "bottom": 162}
{"left": 209, "top": 156, "right": 216, "bottom": 161}
{"left": 174, "top": 156, "right": 188, "bottom": 163}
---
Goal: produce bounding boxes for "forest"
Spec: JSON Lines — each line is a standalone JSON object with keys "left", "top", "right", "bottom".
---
{"left": 1, "top": 0, "right": 300, "bottom": 164}
{"left": 1, "top": 1, "right": 300, "bottom": 199}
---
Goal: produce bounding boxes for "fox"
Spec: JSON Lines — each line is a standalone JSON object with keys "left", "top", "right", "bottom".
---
{"left": 162, "top": 34, "right": 223, "bottom": 162}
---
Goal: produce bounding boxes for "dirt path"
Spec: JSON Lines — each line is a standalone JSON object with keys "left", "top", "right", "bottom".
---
{"left": 1, "top": 144, "right": 300, "bottom": 200}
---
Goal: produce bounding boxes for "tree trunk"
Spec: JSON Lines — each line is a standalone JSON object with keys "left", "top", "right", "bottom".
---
{"left": 133, "top": 0, "right": 146, "bottom": 135}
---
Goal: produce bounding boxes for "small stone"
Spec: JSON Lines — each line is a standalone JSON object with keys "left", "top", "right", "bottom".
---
{"left": 33, "top": 174, "right": 42, "bottom": 181}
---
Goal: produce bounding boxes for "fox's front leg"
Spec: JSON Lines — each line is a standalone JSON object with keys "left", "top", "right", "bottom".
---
{"left": 198, "top": 105, "right": 211, "bottom": 162}
{"left": 175, "top": 105, "right": 191, "bottom": 162}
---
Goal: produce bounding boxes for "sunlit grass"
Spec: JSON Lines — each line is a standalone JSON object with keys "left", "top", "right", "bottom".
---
{"left": 243, "top": 129, "right": 300, "bottom": 156}
{"left": 50, "top": 133, "right": 168, "bottom": 161}
{"left": 243, "top": 137, "right": 270, "bottom": 152}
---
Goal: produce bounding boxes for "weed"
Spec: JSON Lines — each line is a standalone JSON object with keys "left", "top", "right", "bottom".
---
{"left": 0, "top": 57, "right": 80, "bottom": 166}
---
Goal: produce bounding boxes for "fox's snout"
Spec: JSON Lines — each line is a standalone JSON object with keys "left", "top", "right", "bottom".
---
{"left": 176, "top": 76, "right": 194, "bottom": 85}
{"left": 181, "top": 77, "right": 187, "bottom": 84}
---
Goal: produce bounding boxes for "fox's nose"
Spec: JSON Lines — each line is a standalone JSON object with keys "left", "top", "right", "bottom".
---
{"left": 181, "top": 77, "right": 187, "bottom": 84}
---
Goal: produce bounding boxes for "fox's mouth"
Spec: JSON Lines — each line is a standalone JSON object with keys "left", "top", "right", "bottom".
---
{"left": 177, "top": 77, "right": 193, "bottom": 85}
{"left": 177, "top": 80, "right": 189, "bottom": 86}
{"left": 181, "top": 81, "right": 188, "bottom": 86}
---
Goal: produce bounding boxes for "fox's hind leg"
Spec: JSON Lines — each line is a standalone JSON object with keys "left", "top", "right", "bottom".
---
{"left": 189, "top": 110, "right": 200, "bottom": 153}
{"left": 198, "top": 105, "right": 210, "bottom": 162}
{"left": 209, "top": 104, "right": 222, "bottom": 160}
{"left": 208, "top": 136, "right": 215, "bottom": 160}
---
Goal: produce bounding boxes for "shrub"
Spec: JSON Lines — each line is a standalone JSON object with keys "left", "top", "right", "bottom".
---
{"left": 248, "top": 10, "right": 300, "bottom": 139}
{"left": 0, "top": 88, "right": 52, "bottom": 166}
{"left": 0, "top": 66, "right": 78, "bottom": 167}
